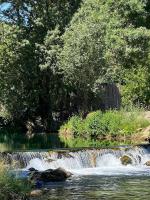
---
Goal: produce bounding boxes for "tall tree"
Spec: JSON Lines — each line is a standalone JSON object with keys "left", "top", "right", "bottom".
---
{"left": 0, "top": 0, "right": 82, "bottom": 131}
{"left": 60, "top": 0, "right": 150, "bottom": 110}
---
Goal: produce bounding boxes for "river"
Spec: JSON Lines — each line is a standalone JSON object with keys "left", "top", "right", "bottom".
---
{"left": 2, "top": 145, "right": 148, "bottom": 199}
{"left": 35, "top": 175, "right": 150, "bottom": 200}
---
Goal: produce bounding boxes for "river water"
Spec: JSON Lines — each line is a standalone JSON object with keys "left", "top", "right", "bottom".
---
{"left": 36, "top": 175, "right": 150, "bottom": 200}
{"left": 9, "top": 145, "right": 149, "bottom": 200}
{"left": 28, "top": 160, "right": 150, "bottom": 200}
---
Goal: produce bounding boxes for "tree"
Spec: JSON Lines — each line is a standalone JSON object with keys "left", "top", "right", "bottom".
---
{"left": 0, "top": 22, "right": 40, "bottom": 126}
{"left": 0, "top": 0, "right": 150, "bottom": 133}
{"left": 121, "top": 67, "right": 150, "bottom": 106}
{"left": 0, "top": 0, "right": 82, "bottom": 131}
{"left": 60, "top": 0, "right": 150, "bottom": 110}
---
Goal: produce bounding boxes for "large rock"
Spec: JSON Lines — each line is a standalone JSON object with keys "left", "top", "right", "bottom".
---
{"left": 144, "top": 160, "right": 150, "bottom": 166}
{"left": 29, "top": 167, "right": 38, "bottom": 172}
{"left": 30, "top": 189, "right": 43, "bottom": 197}
{"left": 120, "top": 155, "right": 132, "bottom": 165}
{"left": 30, "top": 167, "right": 72, "bottom": 182}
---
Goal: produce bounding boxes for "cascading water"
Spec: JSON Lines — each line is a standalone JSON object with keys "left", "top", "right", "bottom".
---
{"left": 1, "top": 145, "right": 150, "bottom": 176}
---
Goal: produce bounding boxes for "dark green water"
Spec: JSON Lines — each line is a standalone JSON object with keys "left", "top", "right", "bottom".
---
{"left": 0, "top": 131, "right": 128, "bottom": 151}
{"left": 0, "top": 128, "right": 134, "bottom": 151}
{"left": 0, "top": 132, "right": 63, "bottom": 151}
{"left": 33, "top": 175, "right": 150, "bottom": 200}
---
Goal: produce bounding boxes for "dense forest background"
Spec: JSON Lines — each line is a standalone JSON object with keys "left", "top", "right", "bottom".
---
{"left": 0, "top": 0, "right": 150, "bottom": 134}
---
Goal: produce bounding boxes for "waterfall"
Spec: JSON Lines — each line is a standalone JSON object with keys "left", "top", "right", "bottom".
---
{"left": 1, "top": 145, "right": 150, "bottom": 175}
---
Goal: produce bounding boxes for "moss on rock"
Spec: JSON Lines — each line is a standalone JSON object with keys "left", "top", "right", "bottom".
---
{"left": 144, "top": 160, "right": 150, "bottom": 166}
{"left": 120, "top": 155, "right": 132, "bottom": 165}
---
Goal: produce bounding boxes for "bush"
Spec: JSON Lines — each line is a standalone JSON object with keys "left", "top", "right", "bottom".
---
{"left": 59, "top": 109, "right": 150, "bottom": 147}
{"left": 84, "top": 111, "right": 103, "bottom": 137}
{"left": 121, "top": 68, "right": 150, "bottom": 106}
{"left": 119, "top": 111, "right": 149, "bottom": 135}
{"left": 0, "top": 162, "right": 31, "bottom": 200}
{"left": 99, "top": 111, "right": 122, "bottom": 136}
{"left": 59, "top": 116, "right": 85, "bottom": 138}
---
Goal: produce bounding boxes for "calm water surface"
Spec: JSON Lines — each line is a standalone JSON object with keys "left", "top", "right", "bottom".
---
{"left": 0, "top": 133, "right": 63, "bottom": 151}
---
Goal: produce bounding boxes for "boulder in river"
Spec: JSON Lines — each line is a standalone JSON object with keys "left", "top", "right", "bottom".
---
{"left": 144, "top": 160, "right": 150, "bottom": 166}
{"left": 30, "top": 167, "right": 72, "bottom": 182}
{"left": 30, "top": 189, "right": 43, "bottom": 197}
{"left": 120, "top": 155, "right": 132, "bottom": 165}
{"left": 29, "top": 167, "right": 38, "bottom": 172}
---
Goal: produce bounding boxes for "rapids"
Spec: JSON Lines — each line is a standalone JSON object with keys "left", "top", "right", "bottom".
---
{"left": 1, "top": 145, "right": 150, "bottom": 176}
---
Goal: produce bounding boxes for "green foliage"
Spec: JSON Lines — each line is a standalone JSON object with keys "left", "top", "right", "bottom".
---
{"left": 60, "top": 0, "right": 150, "bottom": 112}
{"left": 0, "top": 1, "right": 82, "bottom": 130}
{"left": 0, "top": 162, "right": 31, "bottom": 200}
{"left": 60, "top": 0, "right": 150, "bottom": 86}
{"left": 0, "top": 23, "right": 36, "bottom": 121}
{"left": 98, "top": 111, "right": 123, "bottom": 135}
{"left": 84, "top": 111, "right": 103, "bottom": 137}
{"left": 121, "top": 67, "right": 150, "bottom": 106}
{"left": 59, "top": 109, "right": 150, "bottom": 147}
{"left": 0, "top": 0, "right": 150, "bottom": 134}
{"left": 60, "top": 115, "right": 84, "bottom": 137}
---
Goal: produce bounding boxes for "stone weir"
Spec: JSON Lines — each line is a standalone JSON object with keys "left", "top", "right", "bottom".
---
{"left": 1, "top": 145, "right": 150, "bottom": 170}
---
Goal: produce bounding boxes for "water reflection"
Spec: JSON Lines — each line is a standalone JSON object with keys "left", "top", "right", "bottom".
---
{"left": 33, "top": 176, "right": 150, "bottom": 200}
{"left": 0, "top": 132, "right": 63, "bottom": 151}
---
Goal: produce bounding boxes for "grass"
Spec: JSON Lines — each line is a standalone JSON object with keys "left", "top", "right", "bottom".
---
{"left": 59, "top": 107, "right": 150, "bottom": 147}
{"left": 0, "top": 162, "right": 31, "bottom": 200}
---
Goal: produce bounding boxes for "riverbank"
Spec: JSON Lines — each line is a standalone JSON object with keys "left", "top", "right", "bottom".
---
{"left": 1, "top": 109, "right": 150, "bottom": 151}
{"left": 59, "top": 109, "right": 150, "bottom": 147}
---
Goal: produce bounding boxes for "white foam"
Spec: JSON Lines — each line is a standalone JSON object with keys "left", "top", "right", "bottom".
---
{"left": 26, "top": 158, "right": 50, "bottom": 171}
{"left": 96, "top": 153, "right": 122, "bottom": 167}
{"left": 70, "top": 166, "right": 150, "bottom": 176}
{"left": 25, "top": 146, "right": 150, "bottom": 176}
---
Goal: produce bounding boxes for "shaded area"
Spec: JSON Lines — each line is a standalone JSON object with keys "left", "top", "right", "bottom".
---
{"left": 0, "top": 131, "right": 64, "bottom": 151}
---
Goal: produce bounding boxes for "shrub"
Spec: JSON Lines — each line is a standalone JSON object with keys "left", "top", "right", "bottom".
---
{"left": 120, "top": 111, "right": 149, "bottom": 135}
{"left": 121, "top": 68, "right": 150, "bottom": 107}
{"left": 84, "top": 111, "right": 103, "bottom": 137}
{"left": 99, "top": 111, "right": 123, "bottom": 136}
{"left": 0, "top": 162, "right": 31, "bottom": 200}
{"left": 59, "top": 108, "right": 150, "bottom": 147}
{"left": 59, "top": 116, "right": 85, "bottom": 138}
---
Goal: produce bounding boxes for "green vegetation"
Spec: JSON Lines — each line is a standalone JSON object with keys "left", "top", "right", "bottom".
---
{"left": 0, "top": 0, "right": 82, "bottom": 132}
{"left": 60, "top": 0, "right": 150, "bottom": 110}
{"left": 0, "top": 162, "right": 31, "bottom": 200}
{"left": 59, "top": 109, "right": 150, "bottom": 147}
{"left": 0, "top": 0, "right": 150, "bottom": 134}
{"left": 121, "top": 67, "right": 150, "bottom": 106}
{"left": 0, "top": 0, "right": 150, "bottom": 197}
